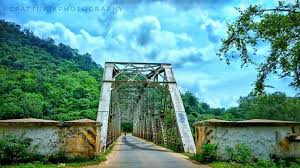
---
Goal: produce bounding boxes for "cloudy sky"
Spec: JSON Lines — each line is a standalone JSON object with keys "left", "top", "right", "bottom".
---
{"left": 0, "top": 0, "right": 297, "bottom": 108}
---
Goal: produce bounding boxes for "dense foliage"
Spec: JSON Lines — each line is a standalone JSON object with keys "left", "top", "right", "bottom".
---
{"left": 0, "top": 20, "right": 103, "bottom": 121}
{"left": 182, "top": 91, "right": 300, "bottom": 127}
{"left": 218, "top": 1, "right": 300, "bottom": 94}
{"left": 0, "top": 135, "right": 37, "bottom": 164}
{"left": 236, "top": 92, "right": 300, "bottom": 121}
{"left": 192, "top": 144, "right": 218, "bottom": 163}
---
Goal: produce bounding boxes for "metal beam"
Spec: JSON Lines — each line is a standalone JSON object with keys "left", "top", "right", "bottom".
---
{"left": 102, "top": 80, "right": 176, "bottom": 84}
{"left": 146, "top": 66, "right": 164, "bottom": 79}
{"left": 105, "top": 61, "right": 171, "bottom": 66}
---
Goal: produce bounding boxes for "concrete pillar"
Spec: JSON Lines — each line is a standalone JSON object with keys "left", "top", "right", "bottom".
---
{"left": 97, "top": 63, "right": 114, "bottom": 150}
{"left": 163, "top": 65, "right": 196, "bottom": 154}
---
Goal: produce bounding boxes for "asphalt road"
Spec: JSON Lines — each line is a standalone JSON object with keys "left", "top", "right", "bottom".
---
{"left": 96, "top": 135, "right": 210, "bottom": 168}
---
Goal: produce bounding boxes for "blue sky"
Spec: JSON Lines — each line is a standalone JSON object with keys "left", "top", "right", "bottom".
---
{"left": 0, "top": 0, "right": 297, "bottom": 108}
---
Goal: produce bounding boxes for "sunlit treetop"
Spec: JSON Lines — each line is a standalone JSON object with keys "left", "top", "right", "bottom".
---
{"left": 218, "top": 0, "right": 300, "bottom": 95}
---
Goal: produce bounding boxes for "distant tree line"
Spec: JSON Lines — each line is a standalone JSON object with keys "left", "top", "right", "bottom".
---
{"left": 182, "top": 91, "right": 300, "bottom": 129}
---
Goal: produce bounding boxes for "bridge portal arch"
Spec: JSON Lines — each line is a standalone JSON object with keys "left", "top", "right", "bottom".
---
{"left": 97, "top": 62, "right": 196, "bottom": 153}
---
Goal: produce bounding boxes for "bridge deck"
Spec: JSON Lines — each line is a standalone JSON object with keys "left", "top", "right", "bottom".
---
{"left": 88, "top": 135, "right": 210, "bottom": 168}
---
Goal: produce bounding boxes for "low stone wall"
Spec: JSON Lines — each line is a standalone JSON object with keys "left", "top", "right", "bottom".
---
{"left": 194, "top": 119, "right": 300, "bottom": 160}
{"left": 0, "top": 118, "right": 102, "bottom": 158}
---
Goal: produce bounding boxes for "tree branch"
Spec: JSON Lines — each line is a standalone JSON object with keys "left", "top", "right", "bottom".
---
{"left": 260, "top": 8, "right": 300, "bottom": 13}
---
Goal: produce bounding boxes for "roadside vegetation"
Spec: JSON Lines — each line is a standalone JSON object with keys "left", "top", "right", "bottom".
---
{"left": 191, "top": 143, "right": 300, "bottom": 168}
{"left": 0, "top": 135, "right": 115, "bottom": 167}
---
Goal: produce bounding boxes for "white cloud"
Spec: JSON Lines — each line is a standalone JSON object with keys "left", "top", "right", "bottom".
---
{"left": 25, "top": 21, "right": 79, "bottom": 48}
{"left": 25, "top": 20, "right": 105, "bottom": 59}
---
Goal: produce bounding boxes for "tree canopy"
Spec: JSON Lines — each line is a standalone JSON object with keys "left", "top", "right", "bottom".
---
{"left": 182, "top": 91, "right": 300, "bottom": 128}
{"left": 238, "top": 92, "right": 300, "bottom": 121}
{"left": 218, "top": 1, "right": 300, "bottom": 94}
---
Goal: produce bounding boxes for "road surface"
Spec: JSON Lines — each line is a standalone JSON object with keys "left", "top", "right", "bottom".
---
{"left": 93, "top": 135, "right": 210, "bottom": 168}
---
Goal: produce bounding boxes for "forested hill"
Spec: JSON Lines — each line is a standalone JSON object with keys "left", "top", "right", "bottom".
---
{"left": 0, "top": 20, "right": 103, "bottom": 121}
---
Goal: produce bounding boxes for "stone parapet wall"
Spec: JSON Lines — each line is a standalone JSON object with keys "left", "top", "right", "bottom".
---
{"left": 194, "top": 119, "right": 300, "bottom": 160}
{"left": 0, "top": 118, "right": 102, "bottom": 158}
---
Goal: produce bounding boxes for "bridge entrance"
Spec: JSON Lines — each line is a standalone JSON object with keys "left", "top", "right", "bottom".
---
{"left": 97, "top": 62, "right": 196, "bottom": 153}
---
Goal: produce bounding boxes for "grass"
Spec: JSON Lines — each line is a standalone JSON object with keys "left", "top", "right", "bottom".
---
{"left": 190, "top": 143, "right": 300, "bottom": 168}
{"left": 209, "top": 160, "right": 300, "bottom": 168}
{"left": 209, "top": 162, "right": 245, "bottom": 168}
{"left": 1, "top": 162, "right": 58, "bottom": 168}
{"left": 2, "top": 142, "right": 116, "bottom": 168}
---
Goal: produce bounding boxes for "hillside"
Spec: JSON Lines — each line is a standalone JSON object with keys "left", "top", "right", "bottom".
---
{"left": 0, "top": 20, "right": 103, "bottom": 121}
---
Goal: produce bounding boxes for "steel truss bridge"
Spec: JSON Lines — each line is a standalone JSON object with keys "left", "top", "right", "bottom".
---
{"left": 97, "top": 62, "right": 196, "bottom": 153}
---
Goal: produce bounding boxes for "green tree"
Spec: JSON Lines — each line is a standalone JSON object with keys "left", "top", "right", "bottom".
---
{"left": 238, "top": 92, "right": 300, "bottom": 121}
{"left": 218, "top": 1, "right": 300, "bottom": 94}
{"left": 182, "top": 91, "right": 203, "bottom": 114}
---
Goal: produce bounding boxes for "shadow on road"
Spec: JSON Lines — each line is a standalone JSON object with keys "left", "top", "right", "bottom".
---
{"left": 117, "top": 136, "right": 167, "bottom": 152}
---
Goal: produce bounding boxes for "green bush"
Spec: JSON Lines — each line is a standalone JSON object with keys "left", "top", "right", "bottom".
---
{"left": 235, "top": 143, "right": 252, "bottom": 163}
{"left": 289, "top": 162, "right": 300, "bottom": 168}
{"left": 255, "top": 159, "right": 278, "bottom": 168}
{"left": 193, "top": 143, "right": 218, "bottom": 163}
{"left": 224, "top": 144, "right": 253, "bottom": 163}
{"left": 207, "top": 144, "right": 300, "bottom": 168}
{"left": 225, "top": 146, "right": 234, "bottom": 160}
{"left": 0, "top": 135, "right": 40, "bottom": 164}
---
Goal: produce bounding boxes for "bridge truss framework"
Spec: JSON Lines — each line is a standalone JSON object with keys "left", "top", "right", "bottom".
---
{"left": 97, "top": 62, "right": 196, "bottom": 153}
